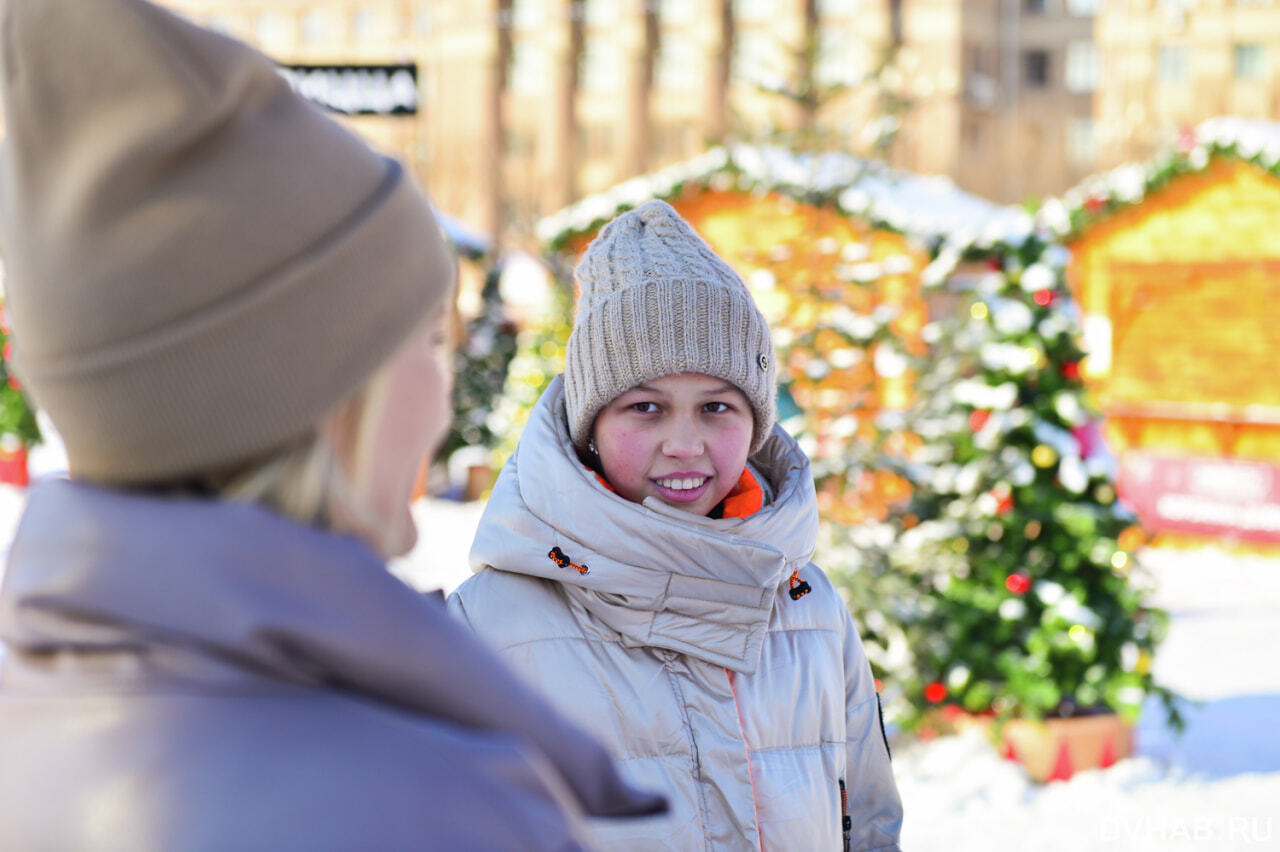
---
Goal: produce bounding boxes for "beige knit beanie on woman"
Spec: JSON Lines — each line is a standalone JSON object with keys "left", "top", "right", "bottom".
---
{"left": 565, "top": 200, "right": 777, "bottom": 455}
{"left": 0, "top": 0, "right": 453, "bottom": 483}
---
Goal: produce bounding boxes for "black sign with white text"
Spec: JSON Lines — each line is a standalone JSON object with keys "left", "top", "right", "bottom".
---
{"left": 277, "top": 64, "right": 418, "bottom": 116}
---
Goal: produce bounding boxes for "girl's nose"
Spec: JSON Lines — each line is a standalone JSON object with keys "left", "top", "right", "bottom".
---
{"left": 661, "top": 428, "right": 705, "bottom": 458}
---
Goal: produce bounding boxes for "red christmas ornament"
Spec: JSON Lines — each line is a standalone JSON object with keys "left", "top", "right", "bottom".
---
{"left": 1176, "top": 125, "right": 1197, "bottom": 153}
{"left": 923, "top": 682, "right": 948, "bottom": 703}
{"left": 969, "top": 409, "right": 990, "bottom": 431}
{"left": 1005, "top": 573, "right": 1031, "bottom": 595}
{"left": 1002, "top": 738, "right": 1019, "bottom": 762}
{"left": 1033, "top": 289, "right": 1054, "bottom": 307}
{"left": 1060, "top": 361, "right": 1081, "bottom": 381}
{"left": 1, "top": 340, "right": 11, "bottom": 363}
{"left": 873, "top": 678, "right": 884, "bottom": 693}
{"left": 992, "top": 490, "right": 1014, "bottom": 514}
{"left": 986, "top": 256, "right": 1003, "bottom": 271}
{"left": 1084, "top": 195, "right": 1106, "bottom": 214}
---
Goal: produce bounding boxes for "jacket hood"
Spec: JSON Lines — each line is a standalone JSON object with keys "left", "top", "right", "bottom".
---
{"left": 469, "top": 376, "right": 819, "bottom": 674}
{"left": 0, "top": 478, "right": 666, "bottom": 820}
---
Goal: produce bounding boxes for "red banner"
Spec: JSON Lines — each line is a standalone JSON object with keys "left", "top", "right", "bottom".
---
{"left": 1117, "top": 452, "right": 1280, "bottom": 543}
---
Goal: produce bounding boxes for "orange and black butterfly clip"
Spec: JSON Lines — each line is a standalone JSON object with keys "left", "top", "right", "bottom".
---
{"left": 788, "top": 570, "right": 812, "bottom": 600}
{"left": 548, "top": 546, "right": 590, "bottom": 575}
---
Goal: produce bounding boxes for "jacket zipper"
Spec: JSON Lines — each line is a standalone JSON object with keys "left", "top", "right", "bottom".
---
{"left": 839, "top": 778, "right": 851, "bottom": 852}
{"left": 725, "top": 667, "right": 766, "bottom": 852}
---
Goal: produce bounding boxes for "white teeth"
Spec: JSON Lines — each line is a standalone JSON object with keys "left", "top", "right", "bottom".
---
{"left": 657, "top": 476, "right": 707, "bottom": 491}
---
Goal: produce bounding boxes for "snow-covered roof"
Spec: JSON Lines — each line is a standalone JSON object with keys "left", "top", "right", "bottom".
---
{"left": 536, "top": 145, "right": 1032, "bottom": 255}
{"left": 1196, "top": 115, "right": 1280, "bottom": 155}
{"left": 435, "top": 210, "right": 491, "bottom": 260}
{"left": 1040, "top": 115, "right": 1280, "bottom": 239}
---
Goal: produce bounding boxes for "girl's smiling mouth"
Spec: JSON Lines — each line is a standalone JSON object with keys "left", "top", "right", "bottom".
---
{"left": 652, "top": 474, "right": 712, "bottom": 502}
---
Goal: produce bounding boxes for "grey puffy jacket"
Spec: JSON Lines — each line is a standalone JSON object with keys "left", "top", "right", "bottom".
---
{"left": 0, "top": 478, "right": 665, "bottom": 851}
{"left": 450, "top": 377, "right": 903, "bottom": 851}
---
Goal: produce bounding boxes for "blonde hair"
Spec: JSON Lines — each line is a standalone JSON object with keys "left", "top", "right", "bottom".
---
{"left": 160, "top": 364, "right": 409, "bottom": 557}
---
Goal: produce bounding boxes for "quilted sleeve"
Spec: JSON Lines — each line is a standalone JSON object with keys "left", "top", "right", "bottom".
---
{"left": 841, "top": 606, "right": 904, "bottom": 852}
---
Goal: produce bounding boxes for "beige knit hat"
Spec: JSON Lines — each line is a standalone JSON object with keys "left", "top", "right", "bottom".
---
{"left": 0, "top": 0, "right": 454, "bottom": 483}
{"left": 565, "top": 200, "right": 776, "bottom": 455}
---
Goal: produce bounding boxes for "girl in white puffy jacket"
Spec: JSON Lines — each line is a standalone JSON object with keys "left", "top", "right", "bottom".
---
{"left": 450, "top": 200, "right": 903, "bottom": 851}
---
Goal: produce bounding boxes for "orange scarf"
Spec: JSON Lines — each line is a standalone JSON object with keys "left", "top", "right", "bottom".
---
{"left": 592, "top": 467, "right": 764, "bottom": 519}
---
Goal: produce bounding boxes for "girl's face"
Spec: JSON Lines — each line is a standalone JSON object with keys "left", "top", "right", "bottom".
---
{"left": 592, "top": 372, "right": 754, "bottom": 516}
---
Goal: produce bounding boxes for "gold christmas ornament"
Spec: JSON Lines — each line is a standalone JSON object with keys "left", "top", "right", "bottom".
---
{"left": 1031, "top": 444, "right": 1058, "bottom": 468}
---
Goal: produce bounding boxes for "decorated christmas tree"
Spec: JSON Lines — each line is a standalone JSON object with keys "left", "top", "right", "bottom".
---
{"left": 439, "top": 261, "right": 520, "bottom": 465}
{"left": 842, "top": 232, "right": 1184, "bottom": 737}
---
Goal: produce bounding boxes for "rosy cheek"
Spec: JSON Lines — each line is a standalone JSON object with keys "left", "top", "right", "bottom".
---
{"left": 599, "top": 431, "right": 651, "bottom": 494}
{"left": 607, "top": 434, "right": 647, "bottom": 471}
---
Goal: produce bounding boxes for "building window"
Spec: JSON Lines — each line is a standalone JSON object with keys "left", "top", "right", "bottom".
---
{"left": 1024, "top": 0, "right": 1047, "bottom": 13}
{"left": 301, "top": 9, "right": 333, "bottom": 44}
{"left": 508, "top": 41, "right": 546, "bottom": 93}
{"left": 818, "top": 0, "right": 859, "bottom": 14}
{"left": 733, "top": 0, "right": 775, "bottom": 23}
{"left": 253, "top": 11, "right": 290, "bottom": 45}
{"left": 732, "top": 30, "right": 786, "bottom": 88}
{"left": 1065, "top": 41, "right": 1098, "bottom": 92}
{"left": 1066, "top": 0, "right": 1098, "bottom": 13}
{"left": 512, "top": 0, "right": 544, "bottom": 30}
{"left": 1157, "top": 45, "right": 1188, "bottom": 82}
{"left": 581, "top": 0, "right": 618, "bottom": 28}
{"left": 657, "top": 0, "right": 695, "bottom": 25}
{"left": 579, "top": 36, "right": 621, "bottom": 91}
{"left": 655, "top": 33, "right": 699, "bottom": 91}
{"left": 351, "top": 8, "right": 384, "bottom": 42}
{"left": 1067, "top": 117, "right": 1097, "bottom": 167}
{"left": 415, "top": 7, "right": 433, "bottom": 36}
{"left": 1235, "top": 43, "right": 1266, "bottom": 79}
{"left": 816, "top": 26, "right": 865, "bottom": 87}
{"left": 1023, "top": 50, "right": 1050, "bottom": 88}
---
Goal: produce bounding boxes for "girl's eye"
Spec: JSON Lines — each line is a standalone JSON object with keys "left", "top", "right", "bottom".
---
{"left": 630, "top": 401, "right": 659, "bottom": 414}
{"left": 704, "top": 401, "right": 732, "bottom": 413}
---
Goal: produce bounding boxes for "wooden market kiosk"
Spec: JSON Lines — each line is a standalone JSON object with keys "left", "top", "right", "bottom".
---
{"left": 1055, "top": 118, "right": 1280, "bottom": 545}
{"left": 536, "top": 145, "right": 1025, "bottom": 524}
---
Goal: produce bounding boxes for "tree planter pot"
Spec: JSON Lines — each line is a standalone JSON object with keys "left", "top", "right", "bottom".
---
{"left": 0, "top": 442, "right": 29, "bottom": 487}
{"left": 923, "top": 708, "right": 1135, "bottom": 783}
{"left": 997, "top": 713, "right": 1135, "bottom": 783}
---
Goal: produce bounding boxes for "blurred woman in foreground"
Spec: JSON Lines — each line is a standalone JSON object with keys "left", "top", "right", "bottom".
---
{"left": 0, "top": 1, "right": 663, "bottom": 848}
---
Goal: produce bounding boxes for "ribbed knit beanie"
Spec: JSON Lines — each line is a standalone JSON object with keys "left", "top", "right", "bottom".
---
{"left": 0, "top": 0, "right": 453, "bottom": 483}
{"left": 565, "top": 200, "right": 776, "bottom": 455}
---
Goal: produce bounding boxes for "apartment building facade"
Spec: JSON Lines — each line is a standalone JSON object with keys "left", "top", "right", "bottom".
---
{"left": 1095, "top": 0, "right": 1280, "bottom": 167}
{"left": 160, "top": 0, "right": 1101, "bottom": 244}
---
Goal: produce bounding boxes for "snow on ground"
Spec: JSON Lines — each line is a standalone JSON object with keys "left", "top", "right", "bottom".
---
{"left": 892, "top": 544, "right": 1280, "bottom": 851}
{"left": 2, "top": 484, "right": 1278, "bottom": 850}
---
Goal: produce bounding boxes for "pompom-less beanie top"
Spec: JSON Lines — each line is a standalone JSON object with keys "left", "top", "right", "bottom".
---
{"left": 0, "top": 0, "right": 454, "bottom": 483}
{"left": 565, "top": 200, "right": 777, "bottom": 456}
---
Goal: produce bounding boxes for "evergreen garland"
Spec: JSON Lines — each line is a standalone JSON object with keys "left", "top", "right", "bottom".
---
{"left": 0, "top": 301, "right": 41, "bottom": 448}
